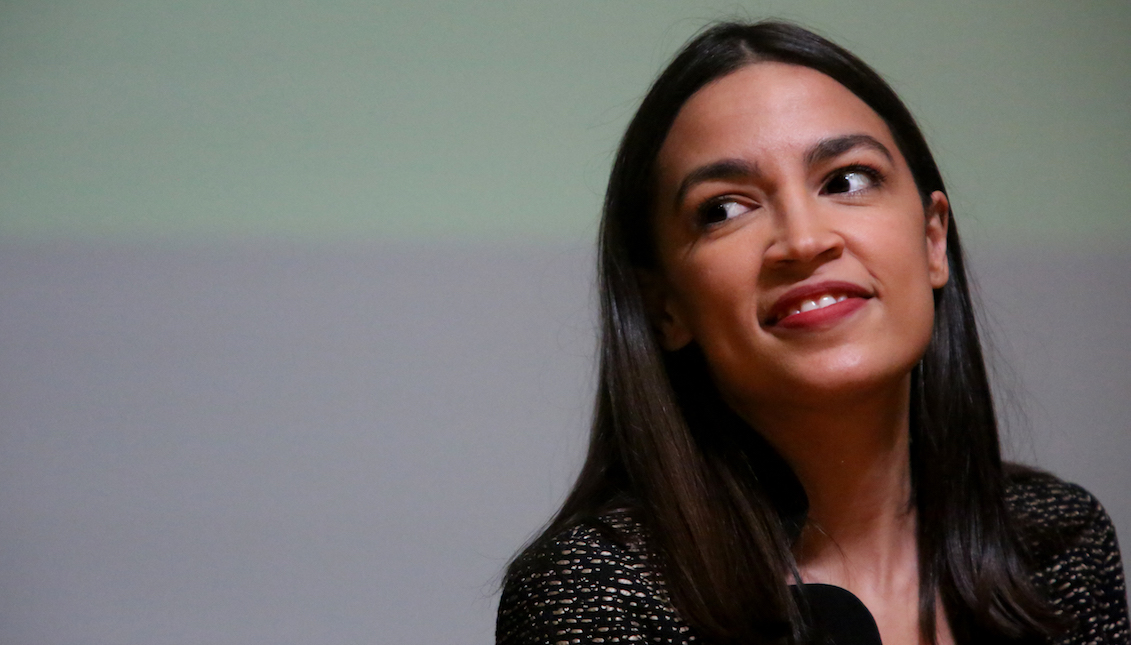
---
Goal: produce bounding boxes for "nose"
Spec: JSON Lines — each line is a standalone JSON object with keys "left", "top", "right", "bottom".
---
{"left": 763, "top": 193, "right": 844, "bottom": 267}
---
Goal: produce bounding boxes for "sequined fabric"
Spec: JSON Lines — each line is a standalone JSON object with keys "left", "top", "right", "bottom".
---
{"left": 497, "top": 471, "right": 1129, "bottom": 644}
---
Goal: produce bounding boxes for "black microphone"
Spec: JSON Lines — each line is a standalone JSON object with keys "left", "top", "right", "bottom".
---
{"left": 792, "top": 583, "right": 883, "bottom": 645}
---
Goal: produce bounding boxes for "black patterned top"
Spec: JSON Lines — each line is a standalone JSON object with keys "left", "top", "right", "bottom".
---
{"left": 497, "top": 471, "right": 1129, "bottom": 644}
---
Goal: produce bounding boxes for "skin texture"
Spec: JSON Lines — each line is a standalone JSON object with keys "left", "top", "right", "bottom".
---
{"left": 646, "top": 62, "right": 954, "bottom": 644}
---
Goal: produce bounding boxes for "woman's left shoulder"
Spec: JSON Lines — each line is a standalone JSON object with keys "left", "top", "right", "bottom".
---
{"left": 1005, "top": 465, "right": 1125, "bottom": 558}
{"left": 1005, "top": 465, "right": 1118, "bottom": 541}
{"left": 1004, "top": 464, "right": 1130, "bottom": 643}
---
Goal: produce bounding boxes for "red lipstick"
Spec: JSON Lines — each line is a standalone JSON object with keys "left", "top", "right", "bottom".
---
{"left": 765, "top": 281, "right": 872, "bottom": 329}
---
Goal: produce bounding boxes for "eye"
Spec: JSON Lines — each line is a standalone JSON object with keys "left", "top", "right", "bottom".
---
{"left": 697, "top": 198, "right": 755, "bottom": 226}
{"left": 822, "top": 165, "right": 882, "bottom": 196}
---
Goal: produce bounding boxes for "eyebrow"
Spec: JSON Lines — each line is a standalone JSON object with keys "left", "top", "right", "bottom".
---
{"left": 672, "top": 158, "right": 760, "bottom": 210}
{"left": 671, "top": 134, "right": 894, "bottom": 210}
{"left": 805, "top": 134, "right": 893, "bottom": 167}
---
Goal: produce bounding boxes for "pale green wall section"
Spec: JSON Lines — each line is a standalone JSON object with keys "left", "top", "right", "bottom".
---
{"left": 2, "top": 0, "right": 1128, "bottom": 245}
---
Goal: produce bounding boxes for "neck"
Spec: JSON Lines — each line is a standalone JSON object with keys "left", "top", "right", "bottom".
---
{"left": 735, "top": 374, "right": 917, "bottom": 586}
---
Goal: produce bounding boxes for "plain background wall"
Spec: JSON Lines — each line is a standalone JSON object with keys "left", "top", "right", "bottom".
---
{"left": 1, "top": 2, "right": 1128, "bottom": 643}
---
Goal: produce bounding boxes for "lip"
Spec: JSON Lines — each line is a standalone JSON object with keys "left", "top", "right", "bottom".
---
{"left": 764, "top": 280, "right": 873, "bottom": 329}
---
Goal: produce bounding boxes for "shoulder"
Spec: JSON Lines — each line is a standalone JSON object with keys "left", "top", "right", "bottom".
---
{"left": 1005, "top": 466, "right": 1130, "bottom": 643}
{"left": 1005, "top": 466, "right": 1122, "bottom": 565}
{"left": 497, "top": 511, "right": 696, "bottom": 645}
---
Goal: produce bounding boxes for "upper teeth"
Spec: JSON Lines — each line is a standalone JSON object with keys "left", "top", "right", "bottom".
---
{"left": 791, "top": 294, "right": 847, "bottom": 316}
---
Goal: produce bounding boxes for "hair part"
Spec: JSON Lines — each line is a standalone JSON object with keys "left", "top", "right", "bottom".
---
{"left": 527, "top": 20, "right": 1065, "bottom": 644}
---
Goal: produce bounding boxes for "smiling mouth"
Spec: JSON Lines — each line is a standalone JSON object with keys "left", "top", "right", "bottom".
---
{"left": 784, "top": 294, "right": 850, "bottom": 319}
{"left": 765, "top": 282, "right": 873, "bottom": 326}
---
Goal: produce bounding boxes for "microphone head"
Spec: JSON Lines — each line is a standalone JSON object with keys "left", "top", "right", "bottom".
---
{"left": 792, "top": 583, "right": 883, "bottom": 645}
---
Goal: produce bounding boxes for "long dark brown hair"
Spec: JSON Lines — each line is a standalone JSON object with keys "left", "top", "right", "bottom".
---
{"left": 522, "top": 20, "right": 1064, "bottom": 645}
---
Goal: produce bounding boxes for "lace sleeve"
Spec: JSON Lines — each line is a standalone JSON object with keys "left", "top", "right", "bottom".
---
{"left": 1008, "top": 471, "right": 1131, "bottom": 644}
{"left": 496, "top": 520, "right": 695, "bottom": 645}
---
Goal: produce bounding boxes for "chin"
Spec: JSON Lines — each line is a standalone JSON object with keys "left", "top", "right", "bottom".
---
{"left": 756, "top": 356, "right": 920, "bottom": 409}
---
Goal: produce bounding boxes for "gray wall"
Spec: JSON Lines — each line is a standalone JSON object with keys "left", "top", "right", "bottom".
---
{"left": 1, "top": 2, "right": 1128, "bottom": 643}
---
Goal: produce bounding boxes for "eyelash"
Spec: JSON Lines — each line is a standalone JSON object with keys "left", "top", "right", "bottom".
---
{"left": 821, "top": 164, "right": 885, "bottom": 196}
{"left": 692, "top": 164, "right": 887, "bottom": 228}
{"left": 696, "top": 196, "right": 756, "bottom": 227}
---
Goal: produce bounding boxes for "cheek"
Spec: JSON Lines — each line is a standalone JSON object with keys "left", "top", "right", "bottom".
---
{"left": 673, "top": 255, "right": 757, "bottom": 335}
{"left": 664, "top": 272, "right": 757, "bottom": 372}
{"left": 852, "top": 215, "right": 940, "bottom": 342}
{"left": 880, "top": 236, "right": 939, "bottom": 351}
{"left": 866, "top": 213, "right": 936, "bottom": 291}
{"left": 905, "top": 283, "right": 938, "bottom": 349}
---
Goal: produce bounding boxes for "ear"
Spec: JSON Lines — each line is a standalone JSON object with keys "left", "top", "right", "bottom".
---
{"left": 925, "top": 191, "right": 950, "bottom": 289}
{"left": 636, "top": 269, "right": 694, "bottom": 351}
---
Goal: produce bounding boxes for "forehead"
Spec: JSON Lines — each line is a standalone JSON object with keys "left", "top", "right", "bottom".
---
{"left": 657, "top": 62, "right": 895, "bottom": 173}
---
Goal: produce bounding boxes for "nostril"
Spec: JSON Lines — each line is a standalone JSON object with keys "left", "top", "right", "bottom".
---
{"left": 769, "top": 232, "right": 844, "bottom": 265}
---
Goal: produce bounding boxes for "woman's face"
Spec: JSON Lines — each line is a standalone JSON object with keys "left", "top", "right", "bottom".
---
{"left": 648, "top": 62, "right": 949, "bottom": 416}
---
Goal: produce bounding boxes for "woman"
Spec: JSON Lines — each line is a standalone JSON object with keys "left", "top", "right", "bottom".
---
{"left": 497, "top": 21, "right": 1128, "bottom": 645}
